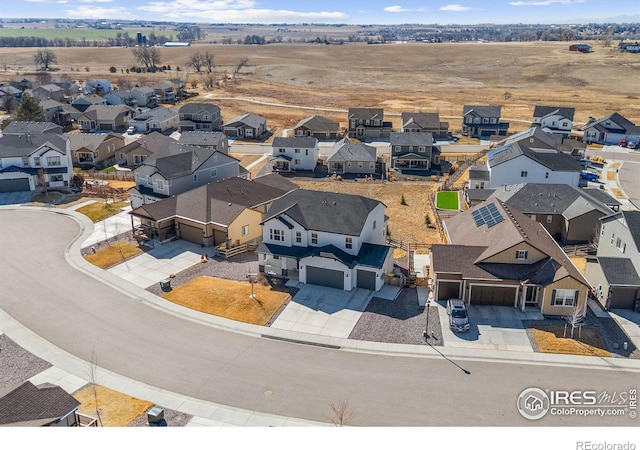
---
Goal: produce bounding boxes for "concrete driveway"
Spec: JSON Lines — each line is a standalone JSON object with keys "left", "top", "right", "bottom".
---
{"left": 74, "top": 201, "right": 141, "bottom": 248}
{"left": 435, "top": 301, "right": 542, "bottom": 352}
{"left": 0, "top": 191, "right": 34, "bottom": 205}
{"left": 609, "top": 309, "right": 640, "bottom": 351}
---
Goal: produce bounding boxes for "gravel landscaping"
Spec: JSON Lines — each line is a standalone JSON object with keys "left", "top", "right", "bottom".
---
{"left": 128, "top": 406, "right": 193, "bottom": 427}
{"left": 349, "top": 288, "right": 444, "bottom": 346}
{"left": 0, "top": 334, "right": 52, "bottom": 389}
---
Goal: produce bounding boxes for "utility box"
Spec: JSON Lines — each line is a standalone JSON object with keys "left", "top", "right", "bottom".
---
{"left": 160, "top": 279, "right": 171, "bottom": 292}
{"left": 148, "top": 407, "right": 165, "bottom": 425}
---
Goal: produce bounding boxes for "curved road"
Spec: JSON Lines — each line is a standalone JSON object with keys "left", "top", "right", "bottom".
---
{"left": 1, "top": 208, "right": 638, "bottom": 426}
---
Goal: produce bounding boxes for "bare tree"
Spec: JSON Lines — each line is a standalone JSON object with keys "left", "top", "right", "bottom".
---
{"left": 327, "top": 400, "right": 355, "bottom": 426}
{"left": 2, "top": 94, "right": 17, "bottom": 114}
{"left": 133, "top": 47, "right": 161, "bottom": 71}
{"left": 604, "top": 26, "right": 614, "bottom": 48}
{"left": 203, "top": 51, "right": 215, "bottom": 73}
{"left": 89, "top": 349, "right": 104, "bottom": 426}
{"left": 34, "top": 49, "right": 57, "bottom": 70}
{"left": 563, "top": 302, "right": 585, "bottom": 339}
{"left": 233, "top": 56, "right": 249, "bottom": 82}
{"left": 187, "top": 52, "right": 204, "bottom": 74}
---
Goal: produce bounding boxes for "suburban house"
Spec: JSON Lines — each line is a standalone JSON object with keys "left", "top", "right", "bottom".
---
{"left": 2, "top": 121, "right": 63, "bottom": 136}
{"left": 400, "top": 112, "right": 449, "bottom": 139}
{"left": 178, "top": 131, "right": 229, "bottom": 155}
{"left": 468, "top": 127, "right": 581, "bottom": 189}
{"left": 486, "top": 183, "right": 618, "bottom": 244}
{"left": 105, "top": 89, "right": 137, "bottom": 107}
{"left": 585, "top": 210, "right": 640, "bottom": 311}
{"left": 619, "top": 41, "right": 640, "bottom": 53}
{"left": 76, "top": 104, "right": 136, "bottom": 132}
{"left": 31, "top": 84, "right": 65, "bottom": 102}
{"left": 67, "top": 132, "right": 125, "bottom": 168}
{"left": 347, "top": 107, "right": 392, "bottom": 139}
{"left": 223, "top": 113, "right": 267, "bottom": 139}
{"left": 152, "top": 80, "right": 177, "bottom": 104}
{"left": 292, "top": 115, "right": 340, "bottom": 140}
{"left": 560, "top": 138, "right": 587, "bottom": 158}
{"left": 129, "top": 174, "right": 298, "bottom": 247}
{"left": 129, "top": 141, "right": 241, "bottom": 208}
{"left": 532, "top": 105, "right": 575, "bottom": 137}
{"left": 40, "top": 99, "right": 73, "bottom": 130}
{"left": 326, "top": 137, "right": 377, "bottom": 175}
{"left": 117, "top": 131, "right": 173, "bottom": 168}
{"left": 257, "top": 189, "right": 393, "bottom": 291}
{"left": 84, "top": 79, "right": 111, "bottom": 95}
{"left": 131, "top": 86, "right": 158, "bottom": 108}
{"left": 461, "top": 105, "right": 509, "bottom": 138}
{"left": 128, "top": 106, "right": 179, "bottom": 134}
{"left": 432, "top": 198, "right": 591, "bottom": 315}
{"left": 569, "top": 43, "right": 592, "bottom": 53}
{"left": 178, "top": 102, "right": 222, "bottom": 132}
{"left": 71, "top": 94, "right": 107, "bottom": 113}
{"left": 0, "top": 129, "right": 73, "bottom": 192}
{"left": 0, "top": 85, "right": 22, "bottom": 102}
{"left": 389, "top": 131, "right": 440, "bottom": 171}
{"left": 582, "top": 112, "right": 640, "bottom": 145}
{"left": 271, "top": 136, "right": 319, "bottom": 172}
{"left": 0, "top": 381, "right": 89, "bottom": 427}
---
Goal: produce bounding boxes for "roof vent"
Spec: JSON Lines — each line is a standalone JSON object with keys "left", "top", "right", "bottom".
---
{"left": 333, "top": 201, "right": 337, "bottom": 205}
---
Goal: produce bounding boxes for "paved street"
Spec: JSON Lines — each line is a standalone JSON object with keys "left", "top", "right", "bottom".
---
{"left": 1, "top": 207, "right": 638, "bottom": 426}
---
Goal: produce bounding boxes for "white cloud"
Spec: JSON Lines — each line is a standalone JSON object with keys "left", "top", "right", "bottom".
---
{"left": 439, "top": 4, "right": 472, "bottom": 12}
{"left": 384, "top": 5, "right": 411, "bottom": 13}
{"left": 64, "top": 6, "right": 136, "bottom": 19}
{"left": 509, "top": 0, "right": 586, "bottom": 6}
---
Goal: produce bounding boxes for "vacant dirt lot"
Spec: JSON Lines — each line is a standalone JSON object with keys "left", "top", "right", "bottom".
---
{"left": 2, "top": 41, "right": 637, "bottom": 134}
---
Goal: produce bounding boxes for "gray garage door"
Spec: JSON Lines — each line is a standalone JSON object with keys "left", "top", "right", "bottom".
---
{"left": 470, "top": 285, "right": 517, "bottom": 306}
{"left": 0, "top": 178, "right": 30, "bottom": 193}
{"left": 437, "top": 281, "right": 462, "bottom": 301}
{"left": 306, "top": 266, "right": 344, "bottom": 290}
{"left": 357, "top": 269, "right": 376, "bottom": 290}
{"left": 609, "top": 287, "right": 638, "bottom": 309}
{"left": 179, "top": 223, "right": 203, "bottom": 245}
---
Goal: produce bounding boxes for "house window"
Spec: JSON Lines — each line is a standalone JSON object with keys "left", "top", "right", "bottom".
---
{"left": 193, "top": 174, "right": 198, "bottom": 183}
{"left": 270, "top": 229, "right": 283, "bottom": 241}
{"left": 546, "top": 215, "right": 553, "bottom": 224}
{"left": 394, "top": 146, "right": 401, "bottom": 153}
{"left": 611, "top": 233, "right": 615, "bottom": 245}
{"left": 295, "top": 148, "right": 300, "bottom": 153}
{"left": 365, "top": 119, "right": 370, "bottom": 126}
{"left": 466, "top": 117, "right": 473, "bottom": 124}
{"left": 370, "top": 162, "right": 374, "bottom": 169}
{"left": 21, "top": 157, "right": 29, "bottom": 166}
{"left": 305, "top": 149, "right": 309, "bottom": 156}
{"left": 33, "top": 157, "right": 40, "bottom": 166}
{"left": 521, "top": 171, "right": 528, "bottom": 177}
{"left": 210, "top": 168, "right": 217, "bottom": 178}
{"left": 50, "top": 174, "right": 63, "bottom": 182}
{"left": 311, "top": 233, "right": 318, "bottom": 245}
{"left": 295, "top": 231, "right": 301, "bottom": 243}
{"left": 418, "top": 146, "right": 425, "bottom": 153}
{"left": 530, "top": 214, "right": 536, "bottom": 221}
{"left": 530, "top": 138, "right": 535, "bottom": 143}
{"left": 490, "top": 118, "right": 497, "bottom": 124}
{"left": 373, "top": 220, "right": 377, "bottom": 230}
{"left": 134, "top": 155, "right": 146, "bottom": 165}
{"left": 358, "top": 162, "right": 363, "bottom": 169}
{"left": 279, "top": 148, "right": 285, "bottom": 153}
{"left": 516, "top": 250, "right": 528, "bottom": 260}
{"left": 294, "top": 159, "right": 300, "bottom": 165}
{"left": 156, "top": 179, "right": 165, "bottom": 190}
{"left": 345, "top": 237, "right": 353, "bottom": 249}
{"left": 373, "top": 119, "right": 380, "bottom": 126}
{"left": 562, "top": 121, "right": 568, "bottom": 127}
{"left": 46, "top": 156, "right": 61, "bottom": 166}
{"left": 552, "top": 289, "right": 577, "bottom": 307}
{"left": 242, "top": 225, "right": 249, "bottom": 236}
{"left": 616, "top": 238, "right": 626, "bottom": 253}
{"left": 482, "top": 118, "right": 489, "bottom": 124}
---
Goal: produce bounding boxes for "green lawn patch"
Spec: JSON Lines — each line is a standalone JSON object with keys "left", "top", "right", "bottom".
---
{"left": 436, "top": 191, "right": 459, "bottom": 210}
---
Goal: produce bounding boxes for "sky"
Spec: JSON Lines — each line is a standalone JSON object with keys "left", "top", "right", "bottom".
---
{"left": 4, "top": 0, "right": 639, "bottom": 24}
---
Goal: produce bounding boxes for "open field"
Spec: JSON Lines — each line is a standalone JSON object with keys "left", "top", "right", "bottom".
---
{"left": 1, "top": 41, "right": 638, "bottom": 135}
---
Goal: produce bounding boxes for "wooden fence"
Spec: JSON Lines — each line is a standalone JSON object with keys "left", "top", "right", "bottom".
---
{"left": 79, "top": 171, "right": 135, "bottom": 181}
{"left": 216, "top": 242, "right": 258, "bottom": 259}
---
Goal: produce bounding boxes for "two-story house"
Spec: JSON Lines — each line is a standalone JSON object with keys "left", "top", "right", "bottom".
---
{"left": 582, "top": 112, "right": 640, "bottom": 145}
{"left": 585, "top": 211, "right": 640, "bottom": 311}
{"left": 178, "top": 131, "right": 229, "bottom": 155}
{"left": 129, "top": 174, "right": 297, "bottom": 247}
{"left": 223, "top": 113, "right": 267, "bottom": 139}
{"left": 389, "top": 131, "right": 440, "bottom": 171}
{"left": 129, "top": 106, "right": 179, "bottom": 134}
{"left": 117, "top": 131, "right": 173, "bottom": 168}
{"left": 129, "top": 141, "right": 241, "bottom": 208}
{"left": 532, "top": 105, "right": 575, "bottom": 137}
{"left": 84, "top": 79, "right": 111, "bottom": 96}
{"left": 347, "top": 108, "right": 392, "bottom": 139}
{"left": 105, "top": 89, "right": 137, "bottom": 107}
{"left": 462, "top": 105, "right": 509, "bottom": 138}
{"left": 292, "top": 115, "right": 340, "bottom": 140}
{"left": 270, "top": 137, "right": 319, "bottom": 172}
{"left": 432, "top": 198, "right": 591, "bottom": 316}
{"left": 30, "top": 84, "right": 66, "bottom": 103}
{"left": 257, "top": 189, "right": 393, "bottom": 291}
{"left": 77, "top": 105, "right": 135, "bottom": 132}
{"left": 326, "top": 137, "right": 377, "bottom": 176}
{"left": 71, "top": 94, "right": 107, "bottom": 113}
{"left": 0, "top": 130, "right": 73, "bottom": 192}
{"left": 131, "top": 86, "right": 158, "bottom": 108}
{"left": 400, "top": 112, "right": 449, "bottom": 139}
{"left": 66, "top": 132, "right": 125, "bottom": 168}
{"left": 178, "top": 103, "right": 222, "bottom": 132}
{"left": 152, "top": 81, "right": 176, "bottom": 104}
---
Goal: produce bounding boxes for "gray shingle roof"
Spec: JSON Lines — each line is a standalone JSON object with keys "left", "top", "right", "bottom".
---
{"left": 272, "top": 137, "right": 318, "bottom": 148}
{"left": 497, "top": 126, "right": 562, "bottom": 150}
{"left": 1, "top": 121, "right": 62, "bottom": 135}
{"left": 581, "top": 188, "right": 621, "bottom": 207}
{"left": 0, "top": 381, "right": 80, "bottom": 426}
{"left": 598, "top": 257, "right": 640, "bottom": 286}
{"left": 134, "top": 106, "right": 178, "bottom": 122}
{"left": 327, "top": 138, "right": 376, "bottom": 163}
{"left": 390, "top": 131, "right": 434, "bottom": 146}
{"left": 86, "top": 104, "right": 134, "bottom": 121}
{"left": 468, "top": 165, "right": 490, "bottom": 181}
{"left": 263, "top": 189, "right": 381, "bottom": 236}
{"left": 463, "top": 105, "right": 501, "bottom": 118}
{"left": 178, "top": 131, "right": 227, "bottom": 147}
{"left": 348, "top": 108, "right": 383, "bottom": 120}
{"left": 225, "top": 113, "right": 266, "bottom": 128}
{"left": 488, "top": 142, "right": 581, "bottom": 172}
{"left": 0, "top": 133, "right": 67, "bottom": 158}
{"left": 119, "top": 131, "right": 172, "bottom": 157}
{"left": 294, "top": 115, "right": 339, "bottom": 132}
{"left": 142, "top": 142, "right": 235, "bottom": 179}
{"left": 67, "top": 132, "right": 121, "bottom": 152}
{"left": 583, "top": 112, "right": 637, "bottom": 133}
{"left": 178, "top": 102, "right": 221, "bottom": 115}
{"left": 257, "top": 242, "right": 391, "bottom": 270}
{"left": 401, "top": 112, "right": 441, "bottom": 129}
{"left": 467, "top": 188, "right": 495, "bottom": 202}
{"left": 533, "top": 105, "right": 576, "bottom": 121}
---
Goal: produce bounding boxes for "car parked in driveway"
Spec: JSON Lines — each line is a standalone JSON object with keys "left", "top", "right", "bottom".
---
{"left": 127, "top": 126, "right": 135, "bottom": 135}
{"left": 447, "top": 299, "right": 470, "bottom": 332}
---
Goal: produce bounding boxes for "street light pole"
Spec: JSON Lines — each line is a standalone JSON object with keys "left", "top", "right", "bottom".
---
{"left": 423, "top": 299, "right": 430, "bottom": 340}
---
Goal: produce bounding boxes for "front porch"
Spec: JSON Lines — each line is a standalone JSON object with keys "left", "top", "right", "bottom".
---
{"left": 393, "top": 153, "right": 431, "bottom": 170}
{"left": 271, "top": 155, "right": 292, "bottom": 172}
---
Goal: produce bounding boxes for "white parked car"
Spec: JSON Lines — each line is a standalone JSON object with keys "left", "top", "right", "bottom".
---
{"left": 126, "top": 126, "right": 135, "bottom": 135}
{"left": 447, "top": 299, "right": 470, "bottom": 332}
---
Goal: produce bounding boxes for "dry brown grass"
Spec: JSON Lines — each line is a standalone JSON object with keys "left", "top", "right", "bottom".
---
{"left": 84, "top": 241, "right": 143, "bottom": 269}
{"left": 610, "top": 187, "right": 626, "bottom": 199}
{"left": 162, "top": 276, "right": 290, "bottom": 325}
{"left": 76, "top": 200, "right": 130, "bottom": 222}
{"left": 570, "top": 256, "right": 587, "bottom": 275}
{"left": 294, "top": 180, "right": 441, "bottom": 244}
{"left": 529, "top": 325, "right": 611, "bottom": 357}
{"left": 606, "top": 171, "right": 617, "bottom": 181}
{"left": 74, "top": 384, "right": 153, "bottom": 427}
{"left": 231, "top": 153, "right": 262, "bottom": 167}
{"left": 104, "top": 180, "right": 136, "bottom": 190}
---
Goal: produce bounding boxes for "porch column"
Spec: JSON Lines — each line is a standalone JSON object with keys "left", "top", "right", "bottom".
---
{"left": 520, "top": 285, "right": 527, "bottom": 312}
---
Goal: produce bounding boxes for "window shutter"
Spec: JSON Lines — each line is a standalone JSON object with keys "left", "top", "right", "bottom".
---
{"left": 574, "top": 290, "right": 579, "bottom": 305}
{"left": 551, "top": 289, "right": 557, "bottom": 305}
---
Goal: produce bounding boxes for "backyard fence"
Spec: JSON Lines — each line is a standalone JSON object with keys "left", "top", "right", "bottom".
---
{"left": 79, "top": 170, "right": 135, "bottom": 181}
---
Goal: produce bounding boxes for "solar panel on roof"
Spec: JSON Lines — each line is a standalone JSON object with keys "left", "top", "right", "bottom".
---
{"left": 473, "top": 203, "right": 505, "bottom": 228}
